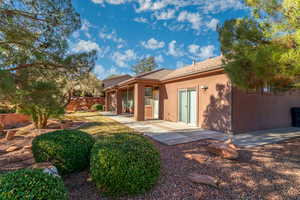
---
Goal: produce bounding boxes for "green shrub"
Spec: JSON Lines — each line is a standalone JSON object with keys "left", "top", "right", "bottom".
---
{"left": 32, "top": 130, "right": 95, "bottom": 175}
{"left": 0, "top": 107, "right": 15, "bottom": 114}
{"left": 0, "top": 169, "right": 67, "bottom": 200}
{"left": 91, "top": 104, "right": 103, "bottom": 111}
{"left": 90, "top": 134, "right": 160, "bottom": 197}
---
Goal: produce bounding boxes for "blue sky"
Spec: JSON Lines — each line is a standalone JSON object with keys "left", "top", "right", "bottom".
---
{"left": 70, "top": 0, "right": 249, "bottom": 79}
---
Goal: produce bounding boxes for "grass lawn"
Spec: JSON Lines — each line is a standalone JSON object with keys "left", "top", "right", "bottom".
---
{"left": 65, "top": 112, "right": 137, "bottom": 138}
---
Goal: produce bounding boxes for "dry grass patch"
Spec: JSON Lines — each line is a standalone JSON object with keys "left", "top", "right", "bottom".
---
{"left": 65, "top": 112, "right": 136, "bottom": 138}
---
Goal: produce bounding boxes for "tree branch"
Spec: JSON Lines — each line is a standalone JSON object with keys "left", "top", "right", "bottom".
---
{"left": 7, "top": 62, "right": 65, "bottom": 71}
{"left": 0, "top": 9, "right": 52, "bottom": 23}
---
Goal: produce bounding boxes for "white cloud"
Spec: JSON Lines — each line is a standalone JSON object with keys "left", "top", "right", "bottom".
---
{"left": 155, "top": 54, "right": 164, "bottom": 63}
{"left": 135, "top": 0, "right": 168, "bottom": 12}
{"left": 81, "top": 19, "right": 94, "bottom": 39}
{"left": 206, "top": 18, "right": 219, "bottom": 30}
{"left": 94, "top": 64, "right": 119, "bottom": 79}
{"left": 167, "top": 40, "right": 184, "bottom": 57}
{"left": 72, "top": 31, "right": 80, "bottom": 39}
{"left": 91, "top": 0, "right": 127, "bottom": 4}
{"left": 154, "top": 9, "right": 175, "bottom": 20}
{"left": 112, "top": 49, "right": 137, "bottom": 67}
{"left": 91, "top": 0, "right": 104, "bottom": 3}
{"left": 188, "top": 44, "right": 200, "bottom": 54}
{"left": 200, "top": 0, "right": 245, "bottom": 14}
{"left": 177, "top": 11, "right": 202, "bottom": 30}
{"left": 72, "top": 40, "right": 102, "bottom": 53}
{"left": 176, "top": 61, "right": 187, "bottom": 68}
{"left": 99, "top": 29, "right": 125, "bottom": 45}
{"left": 141, "top": 38, "right": 165, "bottom": 50}
{"left": 90, "top": 0, "right": 245, "bottom": 14}
{"left": 134, "top": 17, "right": 148, "bottom": 23}
{"left": 188, "top": 44, "right": 215, "bottom": 60}
{"left": 81, "top": 19, "right": 91, "bottom": 31}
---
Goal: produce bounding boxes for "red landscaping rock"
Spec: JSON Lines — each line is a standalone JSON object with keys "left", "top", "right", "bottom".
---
{"left": 22, "top": 145, "right": 32, "bottom": 150}
{"left": 224, "top": 139, "right": 239, "bottom": 150}
{"left": 188, "top": 173, "right": 219, "bottom": 188}
{"left": 206, "top": 142, "right": 239, "bottom": 160}
{"left": 5, "top": 130, "right": 17, "bottom": 141}
{"left": 5, "top": 146, "right": 19, "bottom": 152}
{"left": 184, "top": 153, "right": 207, "bottom": 163}
{"left": 0, "top": 113, "right": 30, "bottom": 129}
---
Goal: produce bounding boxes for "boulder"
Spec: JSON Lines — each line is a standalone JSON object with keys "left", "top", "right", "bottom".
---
{"left": 6, "top": 146, "right": 19, "bottom": 152}
{"left": 0, "top": 123, "right": 4, "bottom": 131}
{"left": 224, "top": 139, "right": 239, "bottom": 150}
{"left": 207, "top": 142, "right": 239, "bottom": 160}
{"left": 22, "top": 145, "right": 32, "bottom": 150}
{"left": 188, "top": 173, "right": 219, "bottom": 188}
{"left": 31, "top": 162, "right": 60, "bottom": 177}
{"left": 5, "top": 130, "right": 17, "bottom": 141}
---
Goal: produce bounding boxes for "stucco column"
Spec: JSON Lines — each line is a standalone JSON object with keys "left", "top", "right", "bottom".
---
{"left": 104, "top": 92, "right": 109, "bottom": 111}
{"left": 134, "top": 83, "right": 145, "bottom": 121}
{"left": 159, "top": 85, "right": 164, "bottom": 120}
{"left": 116, "top": 89, "right": 122, "bottom": 114}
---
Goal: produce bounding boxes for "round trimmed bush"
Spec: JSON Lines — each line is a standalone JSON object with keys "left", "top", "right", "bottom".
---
{"left": 32, "top": 129, "right": 95, "bottom": 175}
{"left": 0, "top": 169, "right": 67, "bottom": 200}
{"left": 90, "top": 134, "right": 160, "bottom": 197}
{"left": 91, "top": 104, "right": 103, "bottom": 111}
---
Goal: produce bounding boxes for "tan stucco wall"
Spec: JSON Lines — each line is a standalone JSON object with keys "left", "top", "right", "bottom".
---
{"left": 232, "top": 88, "right": 300, "bottom": 133}
{"left": 162, "top": 72, "right": 232, "bottom": 133}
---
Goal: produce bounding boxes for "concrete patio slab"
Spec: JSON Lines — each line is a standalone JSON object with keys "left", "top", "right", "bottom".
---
{"left": 233, "top": 127, "right": 300, "bottom": 148}
{"left": 100, "top": 112, "right": 228, "bottom": 145}
{"left": 100, "top": 112, "right": 300, "bottom": 147}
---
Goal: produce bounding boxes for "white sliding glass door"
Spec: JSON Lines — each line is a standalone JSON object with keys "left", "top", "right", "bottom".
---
{"left": 178, "top": 89, "right": 197, "bottom": 126}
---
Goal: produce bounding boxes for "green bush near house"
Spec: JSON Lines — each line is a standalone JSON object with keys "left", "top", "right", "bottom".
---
{"left": 91, "top": 104, "right": 103, "bottom": 111}
{"left": 90, "top": 133, "right": 160, "bottom": 197}
{"left": 32, "top": 130, "right": 95, "bottom": 175}
{"left": 0, "top": 106, "right": 15, "bottom": 114}
{"left": 0, "top": 169, "right": 67, "bottom": 200}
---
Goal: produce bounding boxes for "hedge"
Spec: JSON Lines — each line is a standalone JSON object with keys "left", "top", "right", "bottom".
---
{"left": 0, "top": 169, "right": 67, "bottom": 200}
{"left": 32, "top": 129, "right": 95, "bottom": 175}
{"left": 90, "top": 134, "right": 160, "bottom": 197}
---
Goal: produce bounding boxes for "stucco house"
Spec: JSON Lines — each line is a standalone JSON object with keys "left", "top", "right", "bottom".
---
{"left": 103, "top": 56, "right": 300, "bottom": 134}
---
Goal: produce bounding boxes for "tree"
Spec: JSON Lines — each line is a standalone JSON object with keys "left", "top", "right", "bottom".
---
{"left": 62, "top": 72, "right": 103, "bottom": 98}
{"left": 0, "top": 71, "right": 64, "bottom": 128}
{"left": 218, "top": 0, "right": 300, "bottom": 91}
{"left": 0, "top": 0, "right": 98, "bottom": 127}
{"left": 131, "top": 56, "right": 157, "bottom": 75}
{"left": 0, "top": 0, "right": 86, "bottom": 72}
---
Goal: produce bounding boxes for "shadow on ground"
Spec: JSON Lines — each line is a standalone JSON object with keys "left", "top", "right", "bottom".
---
{"left": 64, "top": 137, "right": 300, "bottom": 200}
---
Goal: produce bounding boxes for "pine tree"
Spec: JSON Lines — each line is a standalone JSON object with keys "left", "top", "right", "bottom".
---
{"left": 218, "top": 0, "right": 300, "bottom": 91}
{"left": 131, "top": 57, "right": 157, "bottom": 75}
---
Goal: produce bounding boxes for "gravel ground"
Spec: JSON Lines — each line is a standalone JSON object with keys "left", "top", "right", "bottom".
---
{"left": 0, "top": 121, "right": 87, "bottom": 172}
{"left": 64, "top": 137, "right": 300, "bottom": 200}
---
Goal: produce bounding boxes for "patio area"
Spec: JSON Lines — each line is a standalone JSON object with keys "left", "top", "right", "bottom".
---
{"left": 100, "top": 112, "right": 228, "bottom": 145}
{"left": 100, "top": 112, "right": 300, "bottom": 147}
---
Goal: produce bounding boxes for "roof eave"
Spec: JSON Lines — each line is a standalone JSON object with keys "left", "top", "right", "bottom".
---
{"left": 162, "top": 67, "right": 224, "bottom": 83}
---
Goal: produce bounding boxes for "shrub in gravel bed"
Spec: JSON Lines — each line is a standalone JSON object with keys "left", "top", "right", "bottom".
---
{"left": 90, "top": 133, "right": 160, "bottom": 197}
{"left": 32, "top": 129, "right": 95, "bottom": 175}
{"left": 0, "top": 169, "right": 67, "bottom": 200}
{"left": 91, "top": 104, "right": 103, "bottom": 111}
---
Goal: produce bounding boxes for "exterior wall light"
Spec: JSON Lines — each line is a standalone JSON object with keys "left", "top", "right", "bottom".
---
{"left": 200, "top": 85, "right": 208, "bottom": 90}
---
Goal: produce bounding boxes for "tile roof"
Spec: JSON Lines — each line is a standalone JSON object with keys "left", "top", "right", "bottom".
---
{"left": 162, "top": 56, "right": 223, "bottom": 81}
{"left": 103, "top": 56, "right": 224, "bottom": 89}
{"left": 103, "top": 74, "right": 132, "bottom": 89}
{"left": 138, "top": 69, "right": 174, "bottom": 80}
